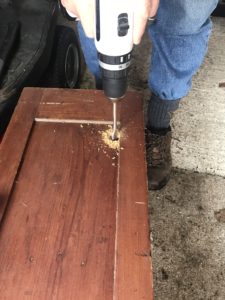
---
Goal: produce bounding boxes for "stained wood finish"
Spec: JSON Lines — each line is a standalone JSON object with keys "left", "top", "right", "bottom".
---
{"left": 0, "top": 89, "right": 43, "bottom": 222}
{"left": 0, "top": 88, "right": 153, "bottom": 299}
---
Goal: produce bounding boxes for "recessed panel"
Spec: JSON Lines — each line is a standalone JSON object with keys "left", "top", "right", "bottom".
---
{"left": 0, "top": 122, "right": 118, "bottom": 299}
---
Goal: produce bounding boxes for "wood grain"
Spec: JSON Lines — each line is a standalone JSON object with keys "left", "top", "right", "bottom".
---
{"left": 37, "top": 89, "right": 122, "bottom": 121}
{"left": 0, "top": 88, "right": 153, "bottom": 299}
{"left": 0, "top": 122, "right": 118, "bottom": 299}
{"left": 0, "top": 88, "right": 43, "bottom": 222}
{"left": 114, "top": 92, "right": 153, "bottom": 299}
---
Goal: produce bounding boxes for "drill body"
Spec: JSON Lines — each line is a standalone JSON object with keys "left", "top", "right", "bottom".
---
{"left": 95, "top": 0, "right": 133, "bottom": 100}
{"left": 65, "top": 0, "right": 134, "bottom": 139}
{"left": 95, "top": 0, "right": 133, "bottom": 139}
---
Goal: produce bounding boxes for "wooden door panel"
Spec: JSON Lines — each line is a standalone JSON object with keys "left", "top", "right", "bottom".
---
{"left": 0, "top": 122, "right": 117, "bottom": 299}
{"left": 0, "top": 88, "right": 153, "bottom": 299}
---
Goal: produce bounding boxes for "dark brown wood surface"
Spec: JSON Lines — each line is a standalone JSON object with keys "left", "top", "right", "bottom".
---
{"left": 0, "top": 88, "right": 153, "bottom": 299}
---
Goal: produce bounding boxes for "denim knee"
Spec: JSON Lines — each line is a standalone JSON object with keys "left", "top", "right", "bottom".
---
{"left": 153, "top": 0, "right": 218, "bottom": 35}
{"left": 148, "top": 0, "right": 218, "bottom": 100}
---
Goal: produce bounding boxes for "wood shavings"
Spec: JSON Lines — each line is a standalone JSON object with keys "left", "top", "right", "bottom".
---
{"left": 101, "top": 126, "right": 121, "bottom": 150}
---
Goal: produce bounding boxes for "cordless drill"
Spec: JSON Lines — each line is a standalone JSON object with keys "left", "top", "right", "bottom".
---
{"left": 95, "top": 0, "right": 133, "bottom": 139}
{"left": 65, "top": 0, "right": 133, "bottom": 140}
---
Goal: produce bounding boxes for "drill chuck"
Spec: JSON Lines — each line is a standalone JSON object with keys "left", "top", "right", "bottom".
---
{"left": 102, "top": 74, "right": 127, "bottom": 100}
{"left": 98, "top": 52, "right": 131, "bottom": 99}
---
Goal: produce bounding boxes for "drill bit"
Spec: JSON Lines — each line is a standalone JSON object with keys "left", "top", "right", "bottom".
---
{"left": 112, "top": 101, "right": 118, "bottom": 141}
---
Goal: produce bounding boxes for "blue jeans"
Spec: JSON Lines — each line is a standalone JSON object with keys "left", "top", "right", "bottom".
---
{"left": 77, "top": 0, "right": 218, "bottom": 100}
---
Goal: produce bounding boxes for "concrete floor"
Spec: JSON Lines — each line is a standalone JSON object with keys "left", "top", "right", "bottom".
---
{"left": 145, "top": 18, "right": 225, "bottom": 300}
{"left": 150, "top": 171, "right": 225, "bottom": 300}
{"left": 79, "top": 17, "right": 225, "bottom": 300}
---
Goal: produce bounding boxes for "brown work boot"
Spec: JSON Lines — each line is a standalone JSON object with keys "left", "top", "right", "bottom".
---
{"left": 145, "top": 128, "right": 172, "bottom": 190}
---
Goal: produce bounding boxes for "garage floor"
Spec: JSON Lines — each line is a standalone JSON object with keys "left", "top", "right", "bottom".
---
{"left": 145, "top": 17, "right": 225, "bottom": 300}
{"left": 79, "top": 17, "right": 225, "bottom": 300}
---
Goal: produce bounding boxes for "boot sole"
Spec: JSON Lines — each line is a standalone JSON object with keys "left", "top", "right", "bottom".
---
{"left": 148, "top": 174, "right": 170, "bottom": 191}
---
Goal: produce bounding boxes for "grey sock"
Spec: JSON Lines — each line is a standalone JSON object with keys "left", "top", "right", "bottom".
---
{"left": 147, "top": 94, "right": 180, "bottom": 130}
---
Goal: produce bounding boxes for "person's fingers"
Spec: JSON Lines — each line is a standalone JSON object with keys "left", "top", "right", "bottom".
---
{"left": 61, "top": 0, "right": 159, "bottom": 42}
{"left": 61, "top": 0, "right": 95, "bottom": 38}
{"left": 61, "top": 0, "right": 80, "bottom": 18}
{"left": 133, "top": 0, "right": 149, "bottom": 45}
{"left": 133, "top": 0, "right": 159, "bottom": 45}
{"left": 149, "top": 0, "right": 159, "bottom": 18}
{"left": 79, "top": 1, "right": 95, "bottom": 38}
{"left": 133, "top": 13, "right": 148, "bottom": 45}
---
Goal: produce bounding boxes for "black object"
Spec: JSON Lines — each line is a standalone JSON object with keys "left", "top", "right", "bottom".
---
{"left": 118, "top": 13, "right": 129, "bottom": 37}
{"left": 59, "top": 1, "right": 76, "bottom": 21}
{"left": 98, "top": 52, "right": 131, "bottom": 100}
{"left": 147, "top": 94, "right": 180, "bottom": 131}
{"left": 98, "top": 53, "right": 131, "bottom": 65}
{"left": 0, "top": 21, "right": 20, "bottom": 83}
{"left": 212, "top": 0, "right": 225, "bottom": 17}
{"left": 44, "top": 26, "right": 81, "bottom": 88}
{"left": 95, "top": 0, "right": 100, "bottom": 41}
{"left": 98, "top": 52, "right": 131, "bottom": 99}
{"left": 101, "top": 69, "right": 127, "bottom": 99}
{"left": 0, "top": 0, "right": 82, "bottom": 135}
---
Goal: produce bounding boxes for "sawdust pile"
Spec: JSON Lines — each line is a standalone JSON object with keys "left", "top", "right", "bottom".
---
{"left": 101, "top": 128, "right": 120, "bottom": 150}
{"left": 101, "top": 126, "right": 122, "bottom": 150}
